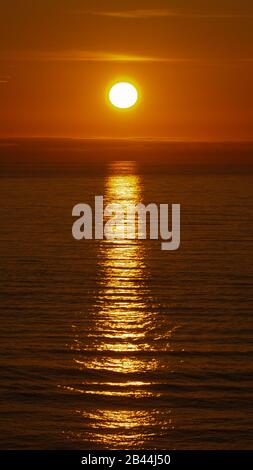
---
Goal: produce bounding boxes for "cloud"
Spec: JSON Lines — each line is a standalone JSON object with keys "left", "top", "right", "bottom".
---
{"left": 0, "top": 50, "right": 204, "bottom": 63}
{"left": 0, "top": 50, "right": 157, "bottom": 62}
{"left": 90, "top": 9, "right": 176, "bottom": 19}
{"left": 0, "top": 73, "right": 10, "bottom": 84}
{"left": 84, "top": 9, "right": 253, "bottom": 19}
{"left": 0, "top": 50, "right": 253, "bottom": 65}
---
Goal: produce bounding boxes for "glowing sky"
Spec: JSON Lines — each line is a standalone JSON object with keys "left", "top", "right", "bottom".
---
{"left": 0, "top": 0, "right": 253, "bottom": 140}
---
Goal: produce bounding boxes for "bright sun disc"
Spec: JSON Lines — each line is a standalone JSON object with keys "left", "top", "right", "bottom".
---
{"left": 109, "top": 82, "right": 138, "bottom": 109}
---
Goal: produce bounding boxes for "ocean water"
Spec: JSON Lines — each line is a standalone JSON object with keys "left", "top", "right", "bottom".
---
{"left": 0, "top": 140, "right": 253, "bottom": 449}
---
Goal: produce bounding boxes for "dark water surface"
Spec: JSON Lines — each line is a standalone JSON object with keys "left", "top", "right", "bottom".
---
{"left": 0, "top": 141, "right": 253, "bottom": 449}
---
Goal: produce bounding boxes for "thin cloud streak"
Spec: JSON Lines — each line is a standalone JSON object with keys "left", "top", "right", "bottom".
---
{"left": 88, "top": 9, "right": 176, "bottom": 18}
{"left": 84, "top": 9, "right": 253, "bottom": 19}
{"left": 0, "top": 73, "right": 10, "bottom": 84}
{"left": 0, "top": 50, "right": 253, "bottom": 65}
{"left": 0, "top": 50, "right": 210, "bottom": 63}
{"left": 0, "top": 50, "right": 159, "bottom": 63}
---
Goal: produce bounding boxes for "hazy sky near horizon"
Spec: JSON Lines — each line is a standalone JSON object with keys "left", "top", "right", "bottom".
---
{"left": 0, "top": 0, "right": 253, "bottom": 140}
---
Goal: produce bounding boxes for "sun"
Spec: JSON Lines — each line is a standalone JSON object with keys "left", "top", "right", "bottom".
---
{"left": 109, "top": 82, "right": 138, "bottom": 109}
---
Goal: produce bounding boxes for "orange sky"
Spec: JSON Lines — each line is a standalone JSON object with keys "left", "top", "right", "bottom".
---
{"left": 0, "top": 0, "right": 253, "bottom": 140}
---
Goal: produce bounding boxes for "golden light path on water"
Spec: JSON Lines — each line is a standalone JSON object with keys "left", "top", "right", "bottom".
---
{"left": 63, "top": 162, "right": 176, "bottom": 449}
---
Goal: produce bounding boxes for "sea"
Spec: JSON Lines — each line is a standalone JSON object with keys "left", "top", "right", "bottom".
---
{"left": 0, "top": 139, "right": 252, "bottom": 449}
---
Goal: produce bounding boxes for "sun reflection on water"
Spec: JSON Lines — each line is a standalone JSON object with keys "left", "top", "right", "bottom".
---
{"left": 90, "top": 162, "right": 154, "bottom": 365}
{"left": 64, "top": 161, "right": 175, "bottom": 449}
